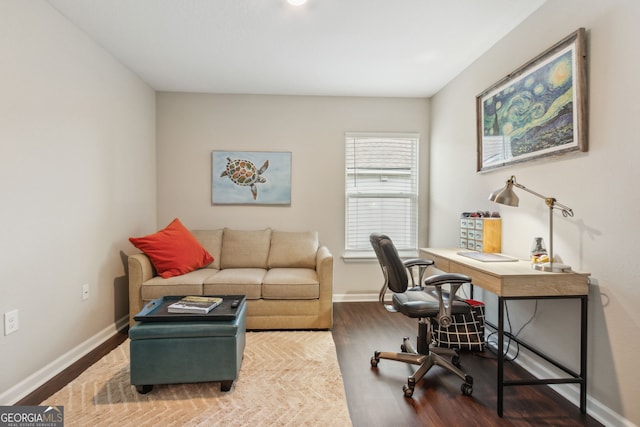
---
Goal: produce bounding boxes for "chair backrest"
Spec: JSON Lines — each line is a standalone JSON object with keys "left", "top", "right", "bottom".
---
{"left": 370, "top": 233, "right": 409, "bottom": 294}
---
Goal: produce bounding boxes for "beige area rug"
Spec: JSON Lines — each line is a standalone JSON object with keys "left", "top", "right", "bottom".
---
{"left": 41, "top": 331, "right": 352, "bottom": 426}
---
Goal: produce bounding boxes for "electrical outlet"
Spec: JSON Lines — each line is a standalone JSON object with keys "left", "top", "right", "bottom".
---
{"left": 4, "top": 310, "right": 19, "bottom": 335}
{"left": 82, "top": 284, "right": 90, "bottom": 301}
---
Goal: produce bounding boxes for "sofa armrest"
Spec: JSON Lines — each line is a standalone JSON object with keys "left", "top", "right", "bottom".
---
{"left": 128, "top": 253, "right": 155, "bottom": 326}
{"left": 316, "top": 245, "right": 334, "bottom": 328}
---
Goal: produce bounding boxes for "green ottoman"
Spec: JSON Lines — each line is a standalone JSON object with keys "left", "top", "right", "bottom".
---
{"left": 129, "top": 300, "right": 246, "bottom": 394}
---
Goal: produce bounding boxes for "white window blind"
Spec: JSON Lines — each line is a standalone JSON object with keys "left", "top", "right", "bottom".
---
{"left": 345, "top": 133, "right": 419, "bottom": 257}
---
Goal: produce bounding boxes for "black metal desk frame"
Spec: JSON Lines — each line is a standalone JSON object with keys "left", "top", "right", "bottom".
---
{"left": 472, "top": 287, "right": 588, "bottom": 417}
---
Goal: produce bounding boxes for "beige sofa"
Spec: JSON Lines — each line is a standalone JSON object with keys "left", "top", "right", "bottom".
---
{"left": 128, "top": 228, "right": 333, "bottom": 330}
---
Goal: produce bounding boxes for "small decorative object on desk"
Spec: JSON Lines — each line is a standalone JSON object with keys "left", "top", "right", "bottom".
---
{"left": 530, "top": 237, "right": 549, "bottom": 265}
{"left": 168, "top": 296, "right": 223, "bottom": 314}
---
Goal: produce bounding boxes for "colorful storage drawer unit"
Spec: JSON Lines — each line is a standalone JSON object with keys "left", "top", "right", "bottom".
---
{"left": 460, "top": 217, "right": 502, "bottom": 253}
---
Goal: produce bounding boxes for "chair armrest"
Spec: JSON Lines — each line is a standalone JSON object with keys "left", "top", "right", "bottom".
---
{"left": 423, "top": 273, "right": 472, "bottom": 327}
{"left": 404, "top": 258, "right": 434, "bottom": 268}
{"left": 423, "top": 273, "right": 472, "bottom": 287}
{"left": 404, "top": 257, "right": 434, "bottom": 287}
{"left": 128, "top": 253, "right": 156, "bottom": 326}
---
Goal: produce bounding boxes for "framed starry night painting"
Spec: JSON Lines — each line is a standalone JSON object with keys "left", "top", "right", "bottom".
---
{"left": 476, "top": 28, "right": 588, "bottom": 172}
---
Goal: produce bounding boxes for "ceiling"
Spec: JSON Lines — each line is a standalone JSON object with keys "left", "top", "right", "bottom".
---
{"left": 47, "top": 0, "right": 545, "bottom": 97}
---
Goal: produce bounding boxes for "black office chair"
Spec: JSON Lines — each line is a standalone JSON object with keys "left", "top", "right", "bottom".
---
{"left": 369, "top": 233, "right": 474, "bottom": 398}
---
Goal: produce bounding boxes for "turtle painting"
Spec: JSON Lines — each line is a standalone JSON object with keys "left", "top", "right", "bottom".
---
{"left": 220, "top": 157, "right": 269, "bottom": 200}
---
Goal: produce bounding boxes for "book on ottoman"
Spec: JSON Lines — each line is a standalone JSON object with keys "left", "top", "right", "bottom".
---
{"left": 168, "top": 296, "right": 223, "bottom": 314}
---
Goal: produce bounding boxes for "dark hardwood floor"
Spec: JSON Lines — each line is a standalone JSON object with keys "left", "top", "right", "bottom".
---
{"left": 19, "top": 302, "right": 603, "bottom": 426}
{"left": 333, "top": 301, "right": 603, "bottom": 427}
{"left": 16, "top": 329, "right": 129, "bottom": 406}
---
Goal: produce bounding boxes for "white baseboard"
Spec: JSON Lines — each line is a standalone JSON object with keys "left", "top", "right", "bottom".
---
{"left": 0, "top": 315, "right": 129, "bottom": 405}
{"left": 333, "top": 293, "right": 378, "bottom": 302}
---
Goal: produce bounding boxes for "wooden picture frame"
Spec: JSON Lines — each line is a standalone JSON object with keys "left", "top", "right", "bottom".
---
{"left": 212, "top": 151, "right": 292, "bottom": 205}
{"left": 476, "top": 28, "right": 588, "bottom": 172}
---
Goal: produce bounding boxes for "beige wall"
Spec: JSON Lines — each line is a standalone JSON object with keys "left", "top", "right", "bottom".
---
{"left": 430, "top": 0, "right": 640, "bottom": 424}
{"left": 156, "top": 93, "right": 430, "bottom": 297}
{"left": 0, "top": 1, "right": 156, "bottom": 403}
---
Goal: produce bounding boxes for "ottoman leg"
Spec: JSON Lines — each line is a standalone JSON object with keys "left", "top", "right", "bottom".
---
{"left": 136, "top": 384, "right": 153, "bottom": 394}
{"left": 220, "top": 380, "right": 233, "bottom": 392}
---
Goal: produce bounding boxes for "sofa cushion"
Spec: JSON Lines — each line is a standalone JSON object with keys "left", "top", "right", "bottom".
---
{"left": 267, "top": 231, "right": 318, "bottom": 269}
{"left": 262, "top": 268, "right": 319, "bottom": 299}
{"left": 220, "top": 228, "right": 272, "bottom": 269}
{"left": 140, "top": 268, "right": 216, "bottom": 301}
{"left": 191, "top": 229, "right": 223, "bottom": 270}
{"left": 129, "top": 218, "right": 214, "bottom": 279}
{"left": 203, "top": 268, "right": 265, "bottom": 300}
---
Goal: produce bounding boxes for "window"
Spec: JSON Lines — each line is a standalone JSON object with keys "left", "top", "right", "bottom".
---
{"left": 344, "top": 133, "right": 419, "bottom": 258}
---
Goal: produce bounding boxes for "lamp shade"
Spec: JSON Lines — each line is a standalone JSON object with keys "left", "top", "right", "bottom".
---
{"left": 489, "top": 181, "right": 519, "bottom": 207}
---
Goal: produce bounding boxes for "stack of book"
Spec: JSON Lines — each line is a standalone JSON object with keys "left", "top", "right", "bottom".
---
{"left": 167, "top": 296, "right": 223, "bottom": 314}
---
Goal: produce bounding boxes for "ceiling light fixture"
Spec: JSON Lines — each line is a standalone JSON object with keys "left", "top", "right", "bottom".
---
{"left": 287, "top": 0, "right": 307, "bottom": 6}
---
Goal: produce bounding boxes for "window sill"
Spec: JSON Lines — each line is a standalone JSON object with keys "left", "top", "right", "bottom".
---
{"left": 342, "top": 250, "right": 419, "bottom": 263}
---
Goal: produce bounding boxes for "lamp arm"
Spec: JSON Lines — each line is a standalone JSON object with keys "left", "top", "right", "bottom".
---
{"left": 510, "top": 178, "right": 574, "bottom": 217}
{"left": 552, "top": 200, "right": 574, "bottom": 217}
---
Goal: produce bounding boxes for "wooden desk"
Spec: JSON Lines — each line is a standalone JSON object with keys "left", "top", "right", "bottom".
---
{"left": 419, "top": 248, "right": 590, "bottom": 417}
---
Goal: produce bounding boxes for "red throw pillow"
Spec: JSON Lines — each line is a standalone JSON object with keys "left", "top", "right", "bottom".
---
{"left": 129, "top": 218, "right": 214, "bottom": 278}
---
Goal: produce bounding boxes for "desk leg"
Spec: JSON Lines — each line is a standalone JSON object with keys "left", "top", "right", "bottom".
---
{"left": 497, "top": 297, "right": 504, "bottom": 417}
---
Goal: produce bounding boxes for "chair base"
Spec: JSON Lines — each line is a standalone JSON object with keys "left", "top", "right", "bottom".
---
{"left": 401, "top": 334, "right": 461, "bottom": 367}
{"left": 371, "top": 335, "right": 474, "bottom": 398}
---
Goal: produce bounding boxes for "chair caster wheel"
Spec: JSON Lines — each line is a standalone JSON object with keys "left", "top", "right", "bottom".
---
{"left": 371, "top": 351, "right": 380, "bottom": 367}
{"left": 403, "top": 384, "right": 414, "bottom": 398}
{"left": 452, "top": 354, "right": 461, "bottom": 367}
{"left": 135, "top": 385, "right": 153, "bottom": 394}
{"left": 461, "top": 382, "right": 473, "bottom": 396}
{"left": 403, "top": 377, "right": 416, "bottom": 398}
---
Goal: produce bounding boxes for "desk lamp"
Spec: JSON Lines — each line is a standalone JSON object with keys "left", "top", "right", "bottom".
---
{"left": 489, "top": 175, "right": 574, "bottom": 273}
